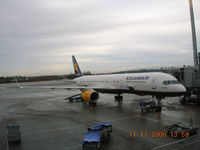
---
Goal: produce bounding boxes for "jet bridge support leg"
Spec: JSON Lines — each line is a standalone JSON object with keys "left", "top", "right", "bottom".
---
{"left": 180, "top": 88, "right": 200, "bottom": 105}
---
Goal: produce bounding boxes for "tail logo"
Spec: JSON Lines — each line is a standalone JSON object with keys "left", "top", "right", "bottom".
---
{"left": 72, "top": 55, "right": 83, "bottom": 77}
{"left": 74, "top": 64, "right": 79, "bottom": 74}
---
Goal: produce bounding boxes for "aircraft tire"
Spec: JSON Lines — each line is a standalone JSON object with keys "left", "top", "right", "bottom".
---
{"left": 115, "top": 96, "right": 119, "bottom": 101}
{"left": 118, "top": 96, "right": 123, "bottom": 102}
{"left": 89, "top": 102, "right": 97, "bottom": 106}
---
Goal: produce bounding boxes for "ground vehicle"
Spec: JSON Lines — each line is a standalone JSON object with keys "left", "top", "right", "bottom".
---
{"left": 82, "top": 123, "right": 112, "bottom": 150}
{"left": 7, "top": 124, "right": 21, "bottom": 144}
{"left": 166, "top": 123, "right": 198, "bottom": 138}
{"left": 139, "top": 101, "right": 162, "bottom": 112}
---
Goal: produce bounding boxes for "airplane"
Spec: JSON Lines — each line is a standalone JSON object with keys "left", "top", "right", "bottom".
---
{"left": 16, "top": 55, "right": 186, "bottom": 111}
{"left": 70, "top": 56, "right": 186, "bottom": 108}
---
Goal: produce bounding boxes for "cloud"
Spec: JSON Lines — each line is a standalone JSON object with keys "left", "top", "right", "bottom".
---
{"left": 0, "top": 0, "right": 199, "bottom": 76}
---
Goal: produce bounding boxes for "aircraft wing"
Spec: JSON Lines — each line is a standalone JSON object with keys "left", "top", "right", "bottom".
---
{"left": 16, "top": 85, "right": 89, "bottom": 90}
{"left": 16, "top": 85, "right": 129, "bottom": 90}
{"left": 14, "top": 77, "right": 130, "bottom": 90}
{"left": 14, "top": 77, "right": 87, "bottom": 90}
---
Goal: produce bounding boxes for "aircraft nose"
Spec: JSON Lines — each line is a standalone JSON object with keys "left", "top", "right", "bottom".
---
{"left": 169, "top": 84, "right": 186, "bottom": 96}
{"left": 178, "top": 84, "right": 186, "bottom": 93}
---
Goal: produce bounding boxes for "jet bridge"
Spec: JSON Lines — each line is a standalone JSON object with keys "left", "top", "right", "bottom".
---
{"left": 179, "top": 0, "right": 200, "bottom": 105}
{"left": 180, "top": 66, "right": 200, "bottom": 105}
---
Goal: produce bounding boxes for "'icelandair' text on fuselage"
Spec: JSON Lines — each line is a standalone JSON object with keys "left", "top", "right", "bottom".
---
{"left": 126, "top": 76, "right": 150, "bottom": 80}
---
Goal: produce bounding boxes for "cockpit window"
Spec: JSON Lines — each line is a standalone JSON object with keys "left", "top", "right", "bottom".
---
{"left": 167, "top": 81, "right": 171, "bottom": 85}
{"left": 163, "top": 80, "right": 178, "bottom": 85}
{"left": 171, "top": 80, "right": 178, "bottom": 84}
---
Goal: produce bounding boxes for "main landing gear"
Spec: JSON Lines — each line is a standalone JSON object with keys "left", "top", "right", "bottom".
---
{"left": 115, "top": 94, "right": 123, "bottom": 102}
{"left": 89, "top": 102, "right": 97, "bottom": 106}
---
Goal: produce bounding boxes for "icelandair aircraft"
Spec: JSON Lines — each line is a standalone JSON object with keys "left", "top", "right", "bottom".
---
{"left": 16, "top": 56, "right": 186, "bottom": 109}
{"left": 70, "top": 56, "right": 186, "bottom": 107}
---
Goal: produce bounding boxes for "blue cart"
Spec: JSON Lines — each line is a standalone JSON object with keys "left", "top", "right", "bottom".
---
{"left": 82, "top": 123, "right": 112, "bottom": 150}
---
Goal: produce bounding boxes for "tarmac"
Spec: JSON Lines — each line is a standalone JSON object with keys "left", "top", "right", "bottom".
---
{"left": 0, "top": 79, "right": 200, "bottom": 150}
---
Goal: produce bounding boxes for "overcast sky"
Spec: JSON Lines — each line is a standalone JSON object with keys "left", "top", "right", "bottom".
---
{"left": 0, "top": 0, "right": 200, "bottom": 76}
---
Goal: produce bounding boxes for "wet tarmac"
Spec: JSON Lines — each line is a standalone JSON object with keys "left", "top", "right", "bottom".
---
{"left": 0, "top": 79, "right": 200, "bottom": 150}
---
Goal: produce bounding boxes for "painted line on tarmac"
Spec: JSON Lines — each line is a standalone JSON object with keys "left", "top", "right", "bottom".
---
{"left": 151, "top": 134, "right": 200, "bottom": 150}
{"left": 171, "top": 139, "right": 200, "bottom": 150}
{"left": 135, "top": 114, "right": 169, "bottom": 125}
{"left": 106, "top": 113, "right": 169, "bottom": 126}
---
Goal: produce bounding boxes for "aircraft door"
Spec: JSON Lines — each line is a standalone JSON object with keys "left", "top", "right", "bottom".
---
{"left": 105, "top": 79, "right": 109, "bottom": 88}
{"left": 152, "top": 78, "right": 156, "bottom": 89}
{"left": 120, "top": 76, "right": 126, "bottom": 88}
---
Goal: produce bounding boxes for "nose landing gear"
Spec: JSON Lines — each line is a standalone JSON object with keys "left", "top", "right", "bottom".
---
{"left": 155, "top": 97, "right": 162, "bottom": 112}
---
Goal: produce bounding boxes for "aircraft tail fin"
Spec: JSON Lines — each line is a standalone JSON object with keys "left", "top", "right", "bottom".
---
{"left": 14, "top": 77, "right": 22, "bottom": 88}
{"left": 72, "top": 55, "right": 83, "bottom": 77}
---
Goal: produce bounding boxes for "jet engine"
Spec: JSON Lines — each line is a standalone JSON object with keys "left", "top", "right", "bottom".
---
{"left": 81, "top": 90, "right": 99, "bottom": 102}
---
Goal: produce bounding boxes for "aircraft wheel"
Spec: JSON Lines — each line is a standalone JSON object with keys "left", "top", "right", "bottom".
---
{"left": 119, "top": 96, "right": 123, "bottom": 101}
{"left": 114, "top": 96, "right": 119, "bottom": 101}
{"left": 118, "top": 96, "right": 123, "bottom": 102}
{"left": 115, "top": 95, "right": 123, "bottom": 102}
{"left": 89, "top": 102, "right": 97, "bottom": 106}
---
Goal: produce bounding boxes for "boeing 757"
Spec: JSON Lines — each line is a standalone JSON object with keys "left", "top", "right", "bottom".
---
{"left": 16, "top": 56, "right": 186, "bottom": 110}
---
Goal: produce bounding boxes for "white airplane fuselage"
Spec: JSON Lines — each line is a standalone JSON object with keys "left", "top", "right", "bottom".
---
{"left": 74, "top": 72, "right": 186, "bottom": 97}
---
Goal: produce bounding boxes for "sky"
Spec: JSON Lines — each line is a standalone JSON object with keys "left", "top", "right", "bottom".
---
{"left": 0, "top": 0, "right": 200, "bottom": 76}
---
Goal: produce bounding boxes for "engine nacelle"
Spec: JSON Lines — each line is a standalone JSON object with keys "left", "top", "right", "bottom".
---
{"left": 81, "top": 90, "right": 99, "bottom": 102}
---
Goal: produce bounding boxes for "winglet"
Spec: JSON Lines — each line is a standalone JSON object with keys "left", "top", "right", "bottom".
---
{"left": 72, "top": 55, "right": 83, "bottom": 77}
{"left": 14, "top": 77, "right": 22, "bottom": 88}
